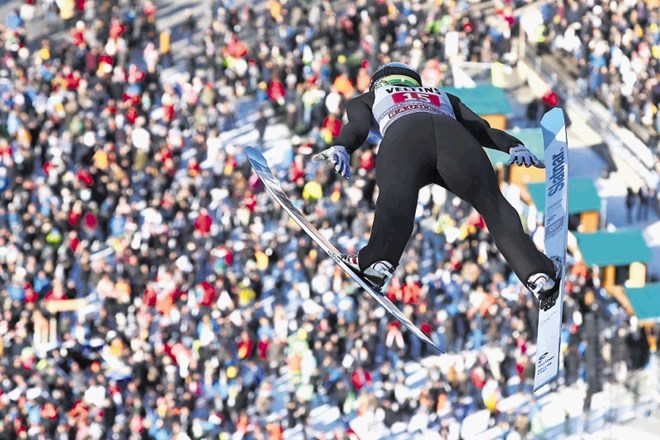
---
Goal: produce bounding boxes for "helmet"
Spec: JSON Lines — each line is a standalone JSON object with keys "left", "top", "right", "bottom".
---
{"left": 369, "top": 62, "right": 422, "bottom": 91}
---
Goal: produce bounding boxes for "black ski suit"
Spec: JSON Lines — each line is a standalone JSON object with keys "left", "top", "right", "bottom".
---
{"left": 333, "top": 86, "right": 555, "bottom": 285}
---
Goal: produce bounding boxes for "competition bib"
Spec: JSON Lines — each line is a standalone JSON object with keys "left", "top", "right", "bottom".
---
{"left": 372, "top": 86, "right": 456, "bottom": 136}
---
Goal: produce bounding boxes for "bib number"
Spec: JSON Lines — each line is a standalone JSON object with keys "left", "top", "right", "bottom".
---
{"left": 392, "top": 91, "right": 441, "bottom": 106}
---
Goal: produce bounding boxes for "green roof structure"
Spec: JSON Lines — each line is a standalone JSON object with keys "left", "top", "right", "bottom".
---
{"left": 527, "top": 178, "right": 601, "bottom": 215}
{"left": 626, "top": 284, "right": 660, "bottom": 322}
{"left": 444, "top": 84, "right": 512, "bottom": 116}
{"left": 574, "top": 230, "right": 652, "bottom": 267}
{"left": 487, "top": 128, "right": 544, "bottom": 165}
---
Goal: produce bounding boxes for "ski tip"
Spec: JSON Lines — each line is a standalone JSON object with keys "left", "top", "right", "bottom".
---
{"left": 543, "top": 107, "right": 564, "bottom": 119}
{"left": 540, "top": 107, "right": 566, "bottom": 131}
{"left": 243, "top": 146, "right": 268, "bottom": 166}
{"left": 540, "top": 108, "right": 568, "bottom": 150}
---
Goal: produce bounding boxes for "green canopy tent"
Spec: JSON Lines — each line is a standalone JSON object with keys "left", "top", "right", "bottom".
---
{"left": 444, "top": 84, "right": 512, "bottom": 116}
{"left": 574, "top": 230, "right": 652, "bottom": 267}
{"left": 574, "top": 229, "right": 652, "bottom": 287}
{"left": 626, "top": 284, "right": 660, "bottom": 322}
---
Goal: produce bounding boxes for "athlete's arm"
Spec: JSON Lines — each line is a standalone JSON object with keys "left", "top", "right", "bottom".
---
{"left": 447, "top": 93, "right": 522, "bottom": 153}
{"left": 333, "top": 92, "right": 375, "bottom": 154}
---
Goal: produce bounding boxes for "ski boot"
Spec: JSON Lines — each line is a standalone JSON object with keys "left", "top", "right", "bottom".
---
{"left": 342, "top": 253, "right": 394, "bottom": 292}
{"left": 527, "top": 257, "right": 562, "bottom": 311}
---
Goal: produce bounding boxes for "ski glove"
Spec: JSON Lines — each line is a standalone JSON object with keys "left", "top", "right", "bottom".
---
{"left": 312, "top": 145, "right": 351, "bottom": 179}
{"left": 507, "top": 144, "right": 544, "bottom": 168}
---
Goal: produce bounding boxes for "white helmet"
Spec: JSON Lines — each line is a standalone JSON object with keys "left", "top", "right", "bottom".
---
{"left": 369, "top": 62, "right": 422, "bottom": 91}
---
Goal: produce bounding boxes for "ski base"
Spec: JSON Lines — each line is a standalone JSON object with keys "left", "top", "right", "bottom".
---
{"left": 533, "top": 108, "right": 570, "bottom": 392}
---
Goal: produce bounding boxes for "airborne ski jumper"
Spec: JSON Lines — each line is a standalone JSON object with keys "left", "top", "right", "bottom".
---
{"left": 313, "top": 63, "right": 560, "bottom": 307}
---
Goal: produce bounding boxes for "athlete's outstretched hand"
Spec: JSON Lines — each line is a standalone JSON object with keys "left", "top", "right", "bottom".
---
{"left": 312, "top": 145, "right": 351, "bottom": 179}
{"left": 508, "top": 144, "right": 544, "bottom": 168}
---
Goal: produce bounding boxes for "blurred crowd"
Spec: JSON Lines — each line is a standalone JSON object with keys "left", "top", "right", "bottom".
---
{"left": 538, "top": 0, "right": 660, "bottom": 152}
{"left": 0, "top": 0, "right": 655, "bottom": 439}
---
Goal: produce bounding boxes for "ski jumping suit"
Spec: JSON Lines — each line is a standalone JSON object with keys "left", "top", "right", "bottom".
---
{"left": 334, "top": 85, "right": 556, "bottom": 285}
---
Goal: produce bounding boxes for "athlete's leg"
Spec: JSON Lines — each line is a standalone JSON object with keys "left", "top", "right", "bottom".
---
{"left": 357, "top": 114, "right": 436, "bottom": 270}
{"left": 431, "top": 116, "right": 555, "bottom": 284}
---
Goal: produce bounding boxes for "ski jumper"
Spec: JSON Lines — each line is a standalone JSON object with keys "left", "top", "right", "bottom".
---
{"left": 334, "top": 86, "right": 556, "bottom": 285}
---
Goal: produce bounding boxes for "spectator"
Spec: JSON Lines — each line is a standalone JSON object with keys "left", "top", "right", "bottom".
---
{"left": 638, "top": 185, "right": 650, "bottom": 221}
{"left": 611, "top": 327, "right": 629, "bottom": 383}
{"left": 626, "top": 187, "right": 637, "bottom": 223}
{"left": 255, "top": 108, "right": 269, "bottom": 146}
{"left": 526, "top": 98, "right": 540, "bottom": 127}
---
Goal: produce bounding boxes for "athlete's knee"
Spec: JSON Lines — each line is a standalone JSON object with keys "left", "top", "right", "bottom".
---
{"left": 475, "top": 193, "right": 518, "bottom": 222}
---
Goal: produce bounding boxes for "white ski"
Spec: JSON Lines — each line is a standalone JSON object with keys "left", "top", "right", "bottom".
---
{"left": 534, "top": 108, "right": 570, "bottom": 391}
{"left": 244, "top": 146, "right": 442, "bottom": 353}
